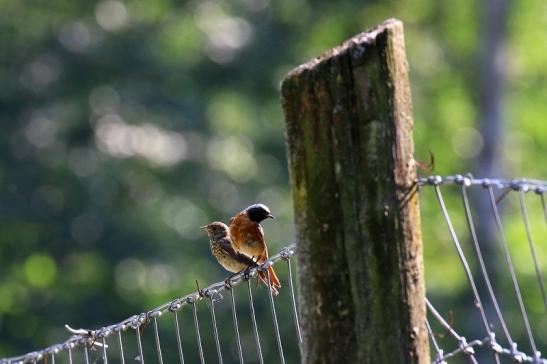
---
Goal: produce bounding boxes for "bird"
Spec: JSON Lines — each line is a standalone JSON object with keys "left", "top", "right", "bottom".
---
{"left": 229, "top": 203, "right": 281, "bottom": 296}
{"left": 201, "top": 221, "right": 257, "bottom": 282}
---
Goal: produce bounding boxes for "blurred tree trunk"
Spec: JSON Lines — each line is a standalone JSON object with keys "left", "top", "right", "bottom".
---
{"left": 474, "top": 0, "right": 510, "bottom": 353}
{"left": 475, "top": 0, "right": 510, "bottom": 262}
{"left": 476, "top": 0, "right": 509, "bottom": 178}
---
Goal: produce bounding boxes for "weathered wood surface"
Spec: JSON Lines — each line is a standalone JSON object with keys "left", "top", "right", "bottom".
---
{"left": 281, "top": 19, "right": 428, "bottom": 364}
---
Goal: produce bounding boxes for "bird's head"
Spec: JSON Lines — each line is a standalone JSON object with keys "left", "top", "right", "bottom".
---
{"left": 200, "top": 221, "right": 229, "bottom": 239}
{"left": 245, "top": 203, "right": 274, "bottom": 223}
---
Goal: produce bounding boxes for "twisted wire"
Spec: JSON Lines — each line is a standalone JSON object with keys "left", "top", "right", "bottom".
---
{"left": 246, "top": 279, "right": 264, "bottom": 364}
{"left": 486, "top": 185, "right": 538, "bottom": 355}
{"left": 422, "top": 174, "right": 546, "bottom": 363}
{"left": 0, "top": 246, "right": 295, "bottom": 364}
{"left": 206, "top": 292, "right": 224, "bottom": 364}
{"left": 171, "top": 304, "right": 186, "bottom": 364}
{"left": 3, "top": 174, "right": 544, "bottom": 364}
{"left": 152, "top": 316, "right": 164, "bottom": 364}
{"left": 265, "top": 267, "right": 286, "bottom": 364}
{"left": 517, "top": 190, "right": 547, "bottom": 311}
{"left": 228, "top": 288, "right": 245, "bottom": 364}
{"left": 282, "top": 247, "right": 302, "bottom": 344}
{"left": 460, "top": 184, "right": 513, "bottom": 346}
{"left": 117, "top": 330, "right": 126, "bottom": 364}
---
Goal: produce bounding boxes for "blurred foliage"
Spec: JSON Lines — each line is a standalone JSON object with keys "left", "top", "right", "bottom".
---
{"left": 0, "top": 0, "right": 545, "bottom": 362}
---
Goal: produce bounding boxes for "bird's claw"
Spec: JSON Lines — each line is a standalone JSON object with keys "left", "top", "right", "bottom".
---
{"left": 243, "top": 266, "right": 252, "bottom": 281}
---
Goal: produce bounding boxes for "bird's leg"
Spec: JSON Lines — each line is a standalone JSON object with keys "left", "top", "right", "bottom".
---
{"left": 243, "top": 265, "right": 252, "bottom": 281}
{"left": 224, "top": 272, "right": 239, "bottom": 290}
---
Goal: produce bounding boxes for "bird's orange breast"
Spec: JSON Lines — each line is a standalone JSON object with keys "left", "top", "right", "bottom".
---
{"left": 229, "top": 213, "right": 266, "bottom": 261}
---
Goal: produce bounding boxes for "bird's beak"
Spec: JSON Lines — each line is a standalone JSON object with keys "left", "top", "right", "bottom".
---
{"left": 267, "top": 214, "right": 275, "bottom": 219}
{"left": 200, "top": 225, "right": 208, "bottom": 230}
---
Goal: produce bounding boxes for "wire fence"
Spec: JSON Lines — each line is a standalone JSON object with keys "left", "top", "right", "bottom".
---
{"left": 0, "top": 246, "right": 300, "bottom": 364}
{"left": 1, "top": 174, "right": 546, "bottom": 363}
{"left": 417, "top": 175, "right": 546, "bottom": 364}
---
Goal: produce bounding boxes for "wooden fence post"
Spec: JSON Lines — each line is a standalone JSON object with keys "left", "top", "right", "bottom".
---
{"left": 281, "top": 19, "right": 428, "bottom": 363}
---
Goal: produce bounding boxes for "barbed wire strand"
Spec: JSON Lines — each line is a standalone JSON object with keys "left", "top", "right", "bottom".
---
{"left": 266, "top": 267, "right": 286, "bottom": 364}
{"left": 247, "top": 279, "right": 265, "bottom": 364}
{"left": 191, "top": 300, "right": 206, "bottom": 364}
{"left": 117, "top": 330, "right": 126, "bottom": 364}
{"left": 460, "top": 183, "right": 513, "bottom": 346}
{"left": 171, "top": 305, "right": 186, "bottom": 364}
{"left": 282, "top": 248, "right": 302, "bottom": 344}
{"left": 152, "top": 316, "right": 164, "bottom": 364}
{"left": 518, "top": 190, "right": 547, "bottom": 312}
{"left": 487, "top": 185, "right": 538, "bottom": 356}
{"left": 228, "top": 288, "right": 245, "bottom": 364}
{"left": 208, "top": 294, "right": 224, "bottom": 364}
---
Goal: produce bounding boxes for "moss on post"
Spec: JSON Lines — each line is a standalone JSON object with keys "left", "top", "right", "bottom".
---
{"left": 281, "top": 19, "right": 428, "bottom": 364}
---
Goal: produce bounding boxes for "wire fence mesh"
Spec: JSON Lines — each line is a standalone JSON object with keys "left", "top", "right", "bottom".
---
{"left": 1, "top": 174, "right": 545, "bottom": 363}
{"left": 418, "top": 175, "right": 546, "bottom": 363}
{"left": 0, "top": 246, "right": 299, "bottom": 364}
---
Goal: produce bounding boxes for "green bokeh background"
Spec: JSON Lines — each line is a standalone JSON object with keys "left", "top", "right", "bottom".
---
{"left": 0, "top": 0, "right": 545, "bottom": 362}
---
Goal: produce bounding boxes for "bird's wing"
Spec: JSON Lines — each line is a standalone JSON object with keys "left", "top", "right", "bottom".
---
{"left": 249, "top": 223, "right": 269, "bottom": 262}
{"left": 218, "top": 236, "right": 256, "bottom": 267}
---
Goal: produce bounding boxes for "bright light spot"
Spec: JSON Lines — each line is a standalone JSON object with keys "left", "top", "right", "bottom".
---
{"left": 206, "top": 135, "right": 257, "bottom": 182}
{"left": 24, "top": 254, "right": 57, "bottom": 288}
{"left": 147, "top": 264, "right": 176, "bottom": 294}
{"left": 195, "top": 3, "right": 253, "bottom": 63}
{"left": 58, "top": 21, "right": 100, "bottom": 53}
{"left": 94, "top": 114, "right": 187, "bottom": 166}
{"left": 161, "top": 197, "right": 208, "bottom": 239}
{"left": 89, "top": 85, "right": 120, "bottom": 115}
{"left": 451, "top": 127, "right": 484, "bottom": 159}
{"left": 115, "top": 258, "right": 146, "bottom": 293}
{"left": 95, "top": 0, "right": 129, "bottom": 32}
{"left": 20, "top": 54, "right": 62, "bottom": 91}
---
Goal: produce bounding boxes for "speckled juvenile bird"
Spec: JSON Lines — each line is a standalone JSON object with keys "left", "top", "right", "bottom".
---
{"left": 201, "top": 221, "right": 257, "bottom": 277}
{"left": 229, "top": 203, "right": 281, "bottom": 296}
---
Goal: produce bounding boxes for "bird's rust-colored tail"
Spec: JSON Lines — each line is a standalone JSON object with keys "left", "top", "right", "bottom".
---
{"left": 258, "top": 265, "right": 281, "bottom": 296}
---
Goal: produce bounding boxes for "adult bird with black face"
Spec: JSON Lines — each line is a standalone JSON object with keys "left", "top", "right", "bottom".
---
{"left": 246, "top": 204, "right": 275, "bottom": 223}
{"left": 229, "top": 203, "right": 281, "bottom": 295}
